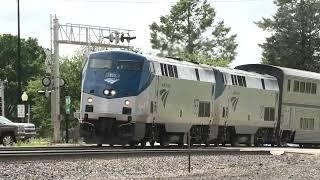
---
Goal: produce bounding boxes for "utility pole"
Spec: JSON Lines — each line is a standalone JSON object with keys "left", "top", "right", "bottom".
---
{"left": 17, "top": 0, "right": 22, "bottom": 103}
{"left": 52, "top": 15, "right": 61, "bottom": 143}
{"left": 0, "top": 79, "right": 6, "bottom": 117}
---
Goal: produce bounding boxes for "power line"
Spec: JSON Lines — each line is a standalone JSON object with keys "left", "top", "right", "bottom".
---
{"left": 66, "top": 0, "right": 264, "bottom": 4}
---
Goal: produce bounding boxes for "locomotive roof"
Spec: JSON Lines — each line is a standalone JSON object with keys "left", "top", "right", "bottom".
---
{"left": 214, "top": 67, "right": 276, "bottom": 80}
{"left": 145, "top": 54, "right": 214, "bottom": 70}
{"left": 276, "top": 66, "right": 320, "bottom": 80}
{"left": 236, "top": 64, "right": 320, "bottom": 80}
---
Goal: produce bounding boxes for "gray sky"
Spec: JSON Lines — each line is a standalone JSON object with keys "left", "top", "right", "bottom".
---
{"left": 0, "top": 0, "right": 276, "bottom": 66}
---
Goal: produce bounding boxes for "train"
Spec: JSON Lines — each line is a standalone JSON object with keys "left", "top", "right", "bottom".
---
{"left": 78, "top": 50, "right": 320, "bottom": 147}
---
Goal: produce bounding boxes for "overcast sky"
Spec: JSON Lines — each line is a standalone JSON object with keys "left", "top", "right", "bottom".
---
{"left": 0, "top": 0, "right": 276, "bottom": 66}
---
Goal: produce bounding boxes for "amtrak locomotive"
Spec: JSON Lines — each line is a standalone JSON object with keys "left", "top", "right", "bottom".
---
{"left": 79, "top": 50, "right": 320, "bottom": 148}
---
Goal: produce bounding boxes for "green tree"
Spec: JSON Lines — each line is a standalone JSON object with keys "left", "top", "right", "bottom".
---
{"left": 0, "top": 34, "right": 45, "bottom": 120}
{"left": 60, "top": 54, "right": 82, "bottom": 129}
{"left": 25, "top": 53, "right": 83, "bottom": 137}
{"left": 257, "top": 0, "right": 320, "bottom": 71}
{"left": 150, "top": 0, "right": 237, "bottom": 65}
{"left": 26, "top": 79, "right": 51, "bottom": 137}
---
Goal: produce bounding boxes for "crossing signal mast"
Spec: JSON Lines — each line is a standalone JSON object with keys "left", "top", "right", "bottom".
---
{"left": 46, "top": 15, "right": 136, "bottom": 143}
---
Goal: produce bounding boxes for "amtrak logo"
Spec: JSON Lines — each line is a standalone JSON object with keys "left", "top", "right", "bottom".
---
{"left": 231, "top": 97, "right": 239, "bottom": 111}
{"left": 160, "top": 89, "right": 169, "bottom": 108}
{"left": 104, "top": 72, "right": 120, "bottom": 84}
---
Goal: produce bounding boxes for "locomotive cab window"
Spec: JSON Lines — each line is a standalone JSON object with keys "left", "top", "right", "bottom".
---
{"left": 89, "top": 58, "right": 112, "bottom": 69}
{"left": 116, "top": 61, "right": 143, "bottom": 71}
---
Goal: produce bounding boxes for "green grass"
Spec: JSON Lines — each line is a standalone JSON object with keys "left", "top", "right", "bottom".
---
{"left": 15, "top": 138, "right": 51, "bottom": 147}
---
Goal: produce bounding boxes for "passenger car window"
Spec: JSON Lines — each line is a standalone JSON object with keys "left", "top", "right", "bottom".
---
{"left": 293, "top": 80, "right": 299, "bottom": 92}
{"left": 287, "top": 80, "right": 291, "bottom": 92}
{"left": 311, "top": 83, "right": 317, "bottom": 94}
{"left": 300, "top": 82, "right": 305, "bottom": 93}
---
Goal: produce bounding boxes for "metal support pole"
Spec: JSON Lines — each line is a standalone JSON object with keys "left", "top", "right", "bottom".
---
{"left": 188, "top": 131, "right": 191, "bottom": 173}
{"left": 52, "top": 15, "right": 61, "bottom": 143}
{"left": 27, "top": 103, "right": 30, "bottom": 123}
{"left": 65, "top": 114, "right": 69, "bottom": 143}
{"left": 17, "top": 0, "right": 22, "bottom": 103}
{"left": 0, "top": 80, "right": 5, "bottom": 117}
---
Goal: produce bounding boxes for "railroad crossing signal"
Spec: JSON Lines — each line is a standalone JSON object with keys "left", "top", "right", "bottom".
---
{"left": 65, "top": 96, "right": 71, "bottom": 114}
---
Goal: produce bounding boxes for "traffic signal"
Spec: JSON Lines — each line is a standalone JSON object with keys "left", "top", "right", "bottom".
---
{"left": 120, "top": 33, "right": 136, "bottom": 43}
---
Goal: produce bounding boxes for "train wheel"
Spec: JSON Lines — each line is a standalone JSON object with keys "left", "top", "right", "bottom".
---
{"left": 204, "top": 139, "right": 210, "bottom": 147}
{"left": 178, "top": 142, "right": 184, "bottom": 148}
{"left": 129, "top": 142, "right": 136, "bottom": 147}
{"left": 160, "top": 140, "right": 165, "bottom": 147}
{"left": 160, "top": 134, "right": 166, "bottom": 147}
{"left": 299, "top": 144, "right": 303, "bottom": 148}
{"left": 149, "top": 140, "right": 155, "bottom": 147}
{"left": 178, "top": 134, "right": 184, "bottom": 148}
{"left": 140, "top": 140, "right": 146, "bottom": 148}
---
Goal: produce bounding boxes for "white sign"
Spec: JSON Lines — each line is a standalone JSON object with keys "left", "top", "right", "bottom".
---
{"left": 17, "top": 104, "right": 25, "bottom": 118}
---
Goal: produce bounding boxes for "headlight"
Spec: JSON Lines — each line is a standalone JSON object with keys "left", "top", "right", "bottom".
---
{"left": 124, "top": 100, "right": 130, "bottom": 106}
{"left": 87, "top": 97, "right": 93, "bottom": 103}
{"left": 110, "top": 90, "right": 116, "bottom": 96}
{"left": 103, "top": 89, "right": 110, "bottom": 95}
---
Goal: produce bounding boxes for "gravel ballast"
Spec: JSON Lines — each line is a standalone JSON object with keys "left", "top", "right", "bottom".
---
{"left": 1, "top": 153, "right": 320, "bottom": 179}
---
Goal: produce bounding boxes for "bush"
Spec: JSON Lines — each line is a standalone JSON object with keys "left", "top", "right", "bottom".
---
{"left": 15, "top": 138, "right": 50, "bottom": 147}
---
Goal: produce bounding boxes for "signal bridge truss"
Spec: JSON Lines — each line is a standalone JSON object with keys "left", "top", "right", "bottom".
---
{"left": 56, "top": 23, "right": 135, "bottom": 49}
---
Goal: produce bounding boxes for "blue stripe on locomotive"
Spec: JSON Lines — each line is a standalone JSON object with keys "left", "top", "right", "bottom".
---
{"left": 83, "top": 51, "right": 153, "bottom": 98}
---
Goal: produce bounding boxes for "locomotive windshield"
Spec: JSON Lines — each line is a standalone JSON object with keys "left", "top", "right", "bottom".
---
{"left": 83, "top": 51, "right": 149, "bottom": 98}
{"left": 116, "top": 60, "right": 143, "bottom": 71}
{"left": 89, "top": 58, "right": 112, "bottom": 69}
{"left": 88, "top": 58, "right": 142, "bottom": 71}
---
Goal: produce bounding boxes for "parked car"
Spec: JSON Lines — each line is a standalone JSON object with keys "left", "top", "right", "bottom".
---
{"left": 0, "top": 116, "right": 36, "bottom": 145}
{"left": 0, "top": 119, "right": 17, "bottom": 146}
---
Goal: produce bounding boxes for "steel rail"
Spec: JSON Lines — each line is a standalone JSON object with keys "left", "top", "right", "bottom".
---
{"left": 0, "top": 147, "right": 271, "bottom": 161}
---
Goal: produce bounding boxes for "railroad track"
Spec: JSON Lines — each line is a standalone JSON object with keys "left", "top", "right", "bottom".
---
{"left": 0, "top": 146, "right": 272, "bottom": 161}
